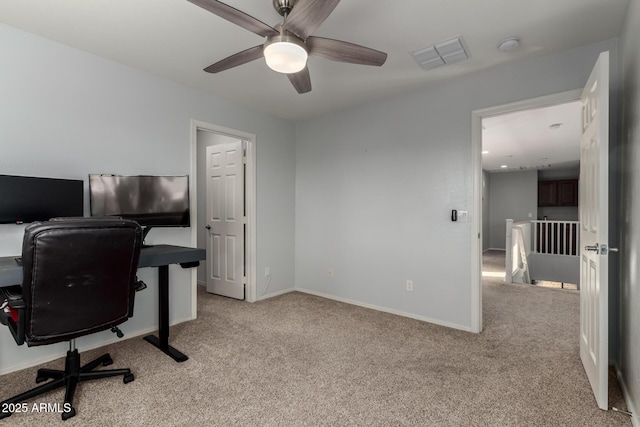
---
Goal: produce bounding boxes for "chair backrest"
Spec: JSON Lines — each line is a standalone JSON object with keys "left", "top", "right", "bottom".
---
{"left": 20, "top": 218, "right": 143, "bottom": 346}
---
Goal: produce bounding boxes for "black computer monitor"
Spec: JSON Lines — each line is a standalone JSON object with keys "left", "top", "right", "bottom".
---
{"left": 0, "top": 175, "right": 84, "bottom": 224}
{"left": 88, "top": 174, "right": 190, "bottom": 228}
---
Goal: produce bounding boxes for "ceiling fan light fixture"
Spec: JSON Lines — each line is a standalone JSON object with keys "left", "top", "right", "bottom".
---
{"left": 264, "top": 35, "right": 308, "bottom": 74}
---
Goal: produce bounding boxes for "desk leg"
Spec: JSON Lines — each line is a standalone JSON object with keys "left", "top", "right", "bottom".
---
{"left": 143, "top": 265, "right": 189, "bottom": 362}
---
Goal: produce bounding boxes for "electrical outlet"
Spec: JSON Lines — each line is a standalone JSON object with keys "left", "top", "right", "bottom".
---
{"left": 265, "top": 267, "right": 270, "bottom": 277}
{"left": 327, "top": 267, "right": 334, "bottom": 278}
{"left": 406, "top": 280, "right": 414, "bottom": 292}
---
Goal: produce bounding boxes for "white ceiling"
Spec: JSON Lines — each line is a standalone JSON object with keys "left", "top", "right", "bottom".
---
{"left": 4, "top": 1, "right": 623, "bottom": 172}
{"left": 482, "top": 101, "right": 583, "bottom": 172}
{"left": 0, "top": 0, "right": 629, "bottom": 123}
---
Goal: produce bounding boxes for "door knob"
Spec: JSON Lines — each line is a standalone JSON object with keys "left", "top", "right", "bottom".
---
{"left": 584, "top": 243, "right": 599, "bottom": 254}
{"left": 205, "top": 225, "right": 211, "bottom": 230}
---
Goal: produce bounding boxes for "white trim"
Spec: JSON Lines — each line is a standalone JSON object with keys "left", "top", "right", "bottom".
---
{"left": 471, "top": 89, "right": 582, "bottom": 335}
{"left": 471, "top": 111, "right": 482, "bottom": 333}
{"left": 258, "top": 287, "right": 296, "bottom": 301}
{"left": 189, "top": 121, "right": 199, "bottom": 318}
{"left": 245, "top": 139, "right": 257, "bottom": 303}
{"left": 189, "top": 120, "right": 258, "bottom": 306}
{"left": 615, "top": 364, "right": 639, "bottom": 425}
{"left": 474, "top": 89, "right": 583, "bottom": 119}
{"left": 295, "top": 288, "right": 472, "bottom": 332}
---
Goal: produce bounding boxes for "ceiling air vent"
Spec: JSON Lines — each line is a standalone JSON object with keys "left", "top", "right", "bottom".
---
{"left": 412, "top": 36, "right": 470, "bottom": 71}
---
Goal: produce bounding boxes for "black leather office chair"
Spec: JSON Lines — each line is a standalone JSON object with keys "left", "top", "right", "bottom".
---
{"left": 0, "top": 218, "right": 143, "bottom": 420}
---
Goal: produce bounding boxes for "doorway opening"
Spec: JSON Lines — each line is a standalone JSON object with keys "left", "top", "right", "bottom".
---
{"left": 472, "top": 52, "right": 613, "bottom": 411}
{"left": 190, "top": 120, "right": 257, "bottom": 303}
{"left": 483, "top": 100, "right": 582, "bottom": 288}
{"left": 470, "top": 89, "right": 582, "bottom": 333}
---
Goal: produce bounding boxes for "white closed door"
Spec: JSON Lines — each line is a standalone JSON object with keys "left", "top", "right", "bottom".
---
{"left": 206, "top": 141, "right": 245, "bottom": 300}
{"left": 579, "top": 51, "right": 609, "bottom": 410}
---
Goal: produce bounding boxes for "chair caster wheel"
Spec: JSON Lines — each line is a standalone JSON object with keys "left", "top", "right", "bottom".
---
{"left": 102, "top": 356, "right": 113, "bottom": 366}
{"left": 123, "top": 373, "right": 135, "bottom": 384}
{"left": 61, "top": 407, "right": 76, "bottom": 420}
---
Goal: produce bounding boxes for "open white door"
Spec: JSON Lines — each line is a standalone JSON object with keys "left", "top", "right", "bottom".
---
{"left": 205, "top": 141, "right": 245, "bottom": 300}
{"left": 579, "top": 51, "right": 609, "bottom": 410}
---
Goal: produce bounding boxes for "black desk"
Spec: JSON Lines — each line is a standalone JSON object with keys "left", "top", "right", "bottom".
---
{"left": 0, "top": 244, "right": 205, "bottom": 363}
{"left": 138, "top": 245, "right": 205, "bottom": 362}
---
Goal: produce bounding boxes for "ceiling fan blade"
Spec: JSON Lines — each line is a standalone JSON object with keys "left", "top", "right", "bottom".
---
{"left": 283, "top": 0, "right": 341, "bottom": 39}
{"left": 204, "top": 45, "right": 264, "bottom": 73}
{"left": 188, "top": 0, "right": 278, "bottom": 37}
{"left": 287, "top": 67, "right": 312, "bottom": 94}
{"left": 307, "top": 37, "right": 387, "bottom": 66}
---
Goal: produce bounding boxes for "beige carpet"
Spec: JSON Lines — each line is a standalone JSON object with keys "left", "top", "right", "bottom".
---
{"left": 0, "top": 254, "right": 631, "bottom": 426}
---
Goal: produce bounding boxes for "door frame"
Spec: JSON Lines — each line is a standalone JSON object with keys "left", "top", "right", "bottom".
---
{"left": 190, "top": 119, "right": 257, "bottom": 306}
{"left": 470, "top": 88, "right": 583, "bottom": 333}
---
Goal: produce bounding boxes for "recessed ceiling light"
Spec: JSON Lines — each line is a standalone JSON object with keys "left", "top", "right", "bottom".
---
{"left": 501, "top": 165, "right": 508, "bottom": 168}
{"left": 482, "top": 150, "right": 489, "bottom": 154}
{"left": 549, "top": 123, "right": 562, "bottom": 129}
{"left": 497, "top": 37, "right": 520, "bottom": 52}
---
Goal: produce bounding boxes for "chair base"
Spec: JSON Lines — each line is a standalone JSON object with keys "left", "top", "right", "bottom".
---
{"left": 0, "top": 349, "right": 134, "bottom": 421}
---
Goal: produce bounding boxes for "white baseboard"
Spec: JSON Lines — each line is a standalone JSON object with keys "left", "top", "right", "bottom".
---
{"left": 615, "top": 364, "right": 639, "bottom": 425}
{"left": 258, "top": 287, "right": 295, "bottom": 301}
{"left": 294, "top": 287, "right": 472, "bottom": 332}
{"left": 196, "top": 282, "right": 295, "bottom": 302}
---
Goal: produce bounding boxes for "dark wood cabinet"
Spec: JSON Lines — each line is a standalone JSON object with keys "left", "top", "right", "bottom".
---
{"left": 538, "top": 181, "right": 557, "bottom": 206}
{"left": 538, "top": 179, "right": 578, "bottom": 206}
{"left": 557, "top": 180, "right": 578, "bottom": 206}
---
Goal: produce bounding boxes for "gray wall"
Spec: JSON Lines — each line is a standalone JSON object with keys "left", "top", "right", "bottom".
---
{"left": 0, "top": 24, "right": 296, "bottom": 373}
{"left": 538, "top": 166, "right": 580, "bottom": 179}
{"left": 488, "top": 171, "right": 538, "bottom": 250}
{"left": 619, "top": 0, "right": 640, "bottom": 419}
{"left": 295, "top": 38, "right": 618, "bottom": 331}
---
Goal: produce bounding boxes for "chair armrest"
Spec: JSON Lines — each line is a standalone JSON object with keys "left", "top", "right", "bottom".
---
{"left": 1, "top": 285, "right": 25, "bottom": 309}
{"left": 0, "top": 285, "right": 26, "bottom": 345}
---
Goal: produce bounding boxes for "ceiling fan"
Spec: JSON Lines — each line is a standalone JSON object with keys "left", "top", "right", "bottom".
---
{"left": 187, "top": 0, "right": 388, "bottom": 94}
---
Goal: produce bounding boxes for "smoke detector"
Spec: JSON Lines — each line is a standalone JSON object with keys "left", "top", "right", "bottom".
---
{"left": 497, "top": 38, "right": 520, "bottom": 52}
